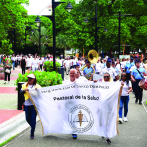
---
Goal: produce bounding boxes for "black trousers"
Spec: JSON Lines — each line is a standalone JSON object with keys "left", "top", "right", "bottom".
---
{"left": 134, "top": 79, "right": 143, "bottom": 103}
{"left": 40, "top": 65, "right": 42, "bottom": 70}
{"left": 5, "top": 72, "right": 10, "bottom": 81}
{"left": 21, "top": 66, "right": 26, "bottom": 75}
{"left": 126, "top": 73, "right": 131, "bottom": 80}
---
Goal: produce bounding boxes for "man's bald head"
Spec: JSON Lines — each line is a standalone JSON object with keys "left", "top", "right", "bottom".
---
{"left": 70, "top": 69, "right": 77, "bottom": 82}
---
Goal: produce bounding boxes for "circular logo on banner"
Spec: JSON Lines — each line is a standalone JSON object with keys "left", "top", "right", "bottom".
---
{"left": 68, "top": 104, "right": 94, "bottom": 133}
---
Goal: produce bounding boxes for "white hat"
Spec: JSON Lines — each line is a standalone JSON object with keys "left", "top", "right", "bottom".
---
{"left": 27, "top": 74, "right": 36, "bottom": 79}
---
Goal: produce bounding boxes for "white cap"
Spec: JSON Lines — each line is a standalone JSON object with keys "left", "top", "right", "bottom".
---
{"left": 27, "top": 74, "right": 36, "bottom": 79}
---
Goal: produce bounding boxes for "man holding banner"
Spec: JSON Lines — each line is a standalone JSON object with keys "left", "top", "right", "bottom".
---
{"left": 28, "top": 72, "right": 123, "bottom": 144}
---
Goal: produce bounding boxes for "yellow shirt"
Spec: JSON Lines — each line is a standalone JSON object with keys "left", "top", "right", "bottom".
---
{"left": 22, "top": 83, "right": 41, "bottom": 100}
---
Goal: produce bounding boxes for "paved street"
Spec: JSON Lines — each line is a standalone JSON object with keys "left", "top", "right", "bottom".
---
{"left": 4, "top": 86, "right": 147, "bottom": 147}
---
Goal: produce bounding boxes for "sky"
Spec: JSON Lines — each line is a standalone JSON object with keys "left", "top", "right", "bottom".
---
{"left": 23, "top": 0, "right": 80, "bottom": 15}
{"left": 22, "top": 0, "right": 52, "bottom": 15}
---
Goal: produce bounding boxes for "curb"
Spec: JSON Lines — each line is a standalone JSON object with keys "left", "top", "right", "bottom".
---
{"left": 0, "top": 111, "right": 39, "bottom": 144}
{"left": 142, "top": 100, "right": 147, "bottom": 113}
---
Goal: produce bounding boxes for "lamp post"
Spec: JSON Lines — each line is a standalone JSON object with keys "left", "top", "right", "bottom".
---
{"left": 43, "top": 1, "right": 73, "bottom": 71}
{"left": 84, "top": 6, "right": 107, "bottom": 52}
{"left": 114, "top": 10, "right": 132, "bottom": 55}
{"left": 35, "top": 16, "right": 42, "bottom": 54}
{"left": 25, "top": 26, "right": 31, "bottom": 55}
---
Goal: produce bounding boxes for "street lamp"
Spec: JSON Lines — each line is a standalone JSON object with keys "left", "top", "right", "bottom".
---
{"left": 84, "top": 6, "right": 108, "bottom": 52}
{"left": 84, "top": 18, "right": 89, "bottom": 23}
{"left": 25, "top": 26, "right": 31, "bottom": 55}
{"left": 65, "top": 2, "right": 73, "bottom": 12}
{"left": 43, "top": 1, "right": 73, "bottom": 71}
{"left": 35, "top": 16, "right": 42, "bottom": 54}
{"left": 104, "top": 27, "right": 108, "bottom": 32}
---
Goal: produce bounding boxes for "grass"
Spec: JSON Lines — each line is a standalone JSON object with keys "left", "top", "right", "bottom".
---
{"left": 0, "top": 134, "right": 18, "bottom": 147}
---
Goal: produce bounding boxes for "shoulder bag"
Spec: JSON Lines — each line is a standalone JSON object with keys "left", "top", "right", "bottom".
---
{"left": 136, "top": 69, "right": 144, "bottom": 79}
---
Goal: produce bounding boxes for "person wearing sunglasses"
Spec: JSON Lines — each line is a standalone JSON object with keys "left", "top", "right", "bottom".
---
{"left": 102, "top": 72, "right": 111, "bottom": 144}
{"left": 20, "top": 74, "right": 41, "bottom": 139}
{"left": 100, "top": 58, "right": 119, "bottom": 81}
{"left": 118, "top": 72, "right": 132, "bottom": 123}
{"left": 103, "top": 73, "right": 111, "bottom": 82}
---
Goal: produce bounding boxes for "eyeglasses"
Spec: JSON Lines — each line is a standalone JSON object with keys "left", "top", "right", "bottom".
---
{"left": 104, "top": 76, "right": 110, "bottom": 79}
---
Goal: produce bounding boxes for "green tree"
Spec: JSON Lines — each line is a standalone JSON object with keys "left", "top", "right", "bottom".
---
{"left": 56, "top": 34, "right": 72, "bottom": 57}
{"left": 55, "top": 0, "right": 147, "bottom": 55}
{"left": 0, "top": 39, "right": 13, "bottom": 55}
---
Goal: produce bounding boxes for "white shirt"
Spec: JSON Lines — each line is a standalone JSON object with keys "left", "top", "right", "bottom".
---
{"left": 58, "top": 59, "right": 63, "bottom": 66}
{"left": 24, "top": 85, "right": 35, "bottom": 106}
{"left": 140, "top": 62, "right": 144, "bottom": 68}
{"left": 116, "top": 63, "right": 121, "bottom": 72}
{"left": 39, "top": 59, "right": 43, "bottom": 65}
{"left": 121, "top": 81, "right": 132, "bottom": 96}
{"left": 64, "top": 60, "right": 70, "bottom": 67}
{"left": 32, "top": 59, "right": 38, "bottom": 67}
{"left": 95, "top": 62, "right": 102, "bottom": 72}
{"left": 18, "top": 57, "right": 21, "bottom": 61}
{"left": 11, "top": 57, "right": 15, "bottom": 61}
{"left": 76, "top": 76, "right": 88, "bottom": 82}
{"left": 63, "top": 79, "right": 75, "bottom": 84}
{"left": 15, "top": 57, "right": 17, "bottom": 61}
{"left": 121, "top": 61, "right": 126, "bottom": 69}
{"left": 130, "top": 65, "right": 136, "bottom": 72}
{"left": 72, "top": 58, "right": 78, "bottom": 66}
{"left": 26, "top": 58, "right": 32, "bottom": 67}
{"left": 101, "top": 66, "right": 118, "bottom": 79}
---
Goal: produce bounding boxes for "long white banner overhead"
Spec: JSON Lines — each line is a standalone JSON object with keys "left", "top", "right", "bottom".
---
{"left": 29, "top": 81, "right": 122, "bottom": 138}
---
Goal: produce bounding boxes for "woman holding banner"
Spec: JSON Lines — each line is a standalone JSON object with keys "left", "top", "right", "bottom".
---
{"left": 20, "top": 74, "right": 41, "bottom": 139}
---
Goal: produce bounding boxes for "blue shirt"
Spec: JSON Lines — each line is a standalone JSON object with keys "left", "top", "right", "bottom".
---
{"left": 131, "top": 62, "right": 135, "bottom": 67}
{"left": 114, "top": 67, "right": 119, "bottom": 75}
{"left": 125, "top": 63, "right": 131, "bottom": 73}
{"left": 131, "top": 68, "right": 146, "bottom": 80}
{"left": 103, "top": 63, "right": 106, "bottom": 68}
{"left": 83, "top": 67, "right": 94, "bottom": 79}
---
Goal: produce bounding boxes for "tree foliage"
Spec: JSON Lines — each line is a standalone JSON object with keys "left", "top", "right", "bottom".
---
{"left": 0, "top": 39, "right": 13, "bottom": 55}
{"left": 55, "top": 0, "right": 147, "bottom": 55}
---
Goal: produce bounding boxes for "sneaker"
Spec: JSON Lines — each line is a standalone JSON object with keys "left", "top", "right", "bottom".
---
{"left": 72, "top": 134, "right": 77, "bottom": 139}
{"left": 30, "top": 135, "right": 35, "bottom": 139}
{"left": 106, "top": 138, "right": 111, "bottom": 144}
{"left": 135, "top": 100, "right": 138, "bottom": 103}
{"left": 124, "top": 117, "right": 128, "bottom": 122}
{"left": 118, "top": 118, "right": 123, "bottom": 124}
{"left": 139, "top": 102, "right": 142, "bottom": 105}
{"left": 4, "top": 82, "right": 6, "bottom": 84}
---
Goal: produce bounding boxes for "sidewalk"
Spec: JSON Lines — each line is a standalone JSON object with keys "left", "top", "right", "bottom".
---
{"left": 0, "top": 67, "right": 26, "bottom": 144}
{"left": 0, "top": 67, "right": 69, "bottom": 145}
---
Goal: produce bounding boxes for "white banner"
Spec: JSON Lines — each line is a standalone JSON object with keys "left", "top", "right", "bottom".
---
{"left": 29, "top": 81, "right": 122, "bottom": 138}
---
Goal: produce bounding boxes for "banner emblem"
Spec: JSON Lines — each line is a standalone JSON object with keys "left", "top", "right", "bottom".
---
{"left": 68, "top": 104, "right": 94, "bottom": 133}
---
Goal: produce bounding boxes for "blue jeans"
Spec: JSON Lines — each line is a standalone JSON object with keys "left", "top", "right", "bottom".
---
{"left": 12, "top": 61, "right": 15, "bottom": 70}
{"left": 32, "top": 67, "right": 38, "bottom": 72}
{"left": 119, "top": 96, "right": 129, "bottom": 118}
{"left": 25, "top": 105, "right": 37, "bottom": 135}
